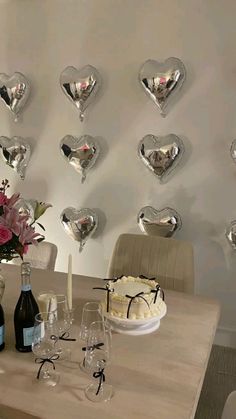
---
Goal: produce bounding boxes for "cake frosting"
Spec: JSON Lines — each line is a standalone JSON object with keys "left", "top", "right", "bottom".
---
{"left": 100, "top": 276, "right": 165, "bottom": 320}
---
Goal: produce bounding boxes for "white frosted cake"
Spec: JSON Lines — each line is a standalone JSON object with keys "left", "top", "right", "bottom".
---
{"left": 102, "top": 276, "right": 165, "bottom": 320}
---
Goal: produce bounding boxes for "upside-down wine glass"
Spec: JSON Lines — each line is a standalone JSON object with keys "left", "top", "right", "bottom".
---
{"left": 84, "top": 320, "right": 113, "bottom": 402}
{"left": 32, "top": 311, "right": 60, "bottom": 387}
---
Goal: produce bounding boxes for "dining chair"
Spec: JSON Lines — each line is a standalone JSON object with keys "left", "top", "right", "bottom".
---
{"left": 108, "top": 233, "right": 194, "bottom": 293}
{"left": 221, "top": 391, "right": 236, "bottom": 419}
{"left": 12, "top": 241, "right": 58, "bottom": 271}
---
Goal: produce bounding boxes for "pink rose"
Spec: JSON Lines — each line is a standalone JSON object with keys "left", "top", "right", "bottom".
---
{"left": 0, "top": 192, "right": 8, "bottom": 206}
{"left": 0, "top": 225, "right": 12, "bottom": 244}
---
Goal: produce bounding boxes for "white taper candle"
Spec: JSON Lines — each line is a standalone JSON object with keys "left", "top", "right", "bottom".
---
{"left": 67, "top": 254, "right": 73, "bottom": 310}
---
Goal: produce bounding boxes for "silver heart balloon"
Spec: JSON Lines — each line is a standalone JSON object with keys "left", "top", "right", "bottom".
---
{"left": 0, "top": 136, "right": 31, "bottom": 180}
{"left": 138, "top": 206, "right": 182, "bottom": 237}
{"left": 60, "top": 135, "right": 100, "bottom": 183}
{"left": 226, "top": 221, "right": 236, "bottom": 249}
{"left": 14, "top": 198, "right": 37, "bottom": 224}
{"left": 0, "top": 72, "right": 30, "bottom": 121}
{"left": 138, "top": 134, "right": 184, "bottom": 181}
{"left": 230, "top": 140, "right": 236, "bottom": 163}
{"left": 139, "top": 57, "right": 186, "bottom": 117}
{"left": 60, "top": 207, "right": 98, "bottom": 252}
{"left": 60, "top": 65, "right": 101, "bottom": 122}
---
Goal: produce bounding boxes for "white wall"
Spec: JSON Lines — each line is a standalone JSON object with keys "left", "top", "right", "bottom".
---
{"left": 0, "top": 0, "right": 236, "bottom": 345}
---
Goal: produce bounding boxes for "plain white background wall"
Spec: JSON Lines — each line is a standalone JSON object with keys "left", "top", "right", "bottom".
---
{"left": 0, "top": 0, "right": 236, "bottom": 344}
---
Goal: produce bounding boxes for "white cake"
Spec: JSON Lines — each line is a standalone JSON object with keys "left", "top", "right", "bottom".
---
{"left": 102, "top": 276, "right": 165, "bottom": 320}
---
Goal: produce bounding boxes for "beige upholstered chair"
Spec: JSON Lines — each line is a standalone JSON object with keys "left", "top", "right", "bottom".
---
{"left": 13, "top": 241, "right": 58, "bottom": 271}
{"left": 108, "top": 233, "right": 194, "bottom": 293}
{"left": 222, "top": 391, "right": 236, "bottom": 419}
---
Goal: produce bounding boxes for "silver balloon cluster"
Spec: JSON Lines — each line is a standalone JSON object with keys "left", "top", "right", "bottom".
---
{"left": 139, "top": 57, "right": 186, "bottom": 117}
{"left": 0, "top": 136, "right": 31, "bottom": 180}
{"left": 60, "top": 65, "right": 101, "bottom": 122}
{"left": 0, "top": 72, "right": 30, "bottom": 121}
{"left": 138, "top": 206, "right": 182, "bottom": 238}
{"left": 60, "top": 207, "right": 98, "bottom": 252}
{"left": 138, "top": 134, "right": 184, "bottom": 182}
{"left": 60, "top": 135, "right": 100, "bottom": 183}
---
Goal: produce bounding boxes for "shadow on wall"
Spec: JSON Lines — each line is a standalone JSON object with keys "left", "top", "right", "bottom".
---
{"left": 4, "top": 1, "right": 51, "bottom": 157}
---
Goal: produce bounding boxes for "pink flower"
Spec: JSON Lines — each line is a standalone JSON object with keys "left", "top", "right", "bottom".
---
{"left": 23, "top": 244, "right": 29, "bottom": 254}
{"left": 0, "top": 192, "right": 8, "bottom": 206}
{"left": 6, "top": 193, "right": 20, "bottom": 208}
{"left": 0, "top": 207, "right": 28, "bottom": 236}
{"left": 0, "top": 225, "right": 12, "bottom": 244}
{"left": 18, "top": 221, "right": 41, "bottom": 246}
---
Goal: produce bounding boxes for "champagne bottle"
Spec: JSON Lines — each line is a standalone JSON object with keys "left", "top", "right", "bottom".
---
{"left": 14, "top": 262, "right": 39, "bottom": 352}
{"left": 0, "top": 304, "right": 5, "bottom": 351}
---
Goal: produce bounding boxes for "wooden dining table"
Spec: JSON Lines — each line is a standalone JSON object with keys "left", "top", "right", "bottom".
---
{"left": 0, "top": 264, "right": 220, "bottom": 419}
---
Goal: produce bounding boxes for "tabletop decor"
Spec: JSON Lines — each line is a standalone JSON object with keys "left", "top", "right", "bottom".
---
{"left": 137, "top": 206, "right": 182, "bottom": 237}
{"left": 139, "top": 57, "right": 186, "bottom": 117}
{"left": 0, "top": 136, "right": 31, "bottom": 180}
{"left": 60, "top": 134, "right": 100, "bottom": 183}
{"left": 0, "top": 179, "right": 51, "bottom": 262}
{"left": 60, "top": 65, "right": 102, "bottom": 122}
{"left": 138, "top": 134, "right": 184, "bottom": 182}
{"left": 0, "top": 72, "right": 30, "bottom": 122}
{"left": 60, "top": 207, "right": 98, "bottom": 252}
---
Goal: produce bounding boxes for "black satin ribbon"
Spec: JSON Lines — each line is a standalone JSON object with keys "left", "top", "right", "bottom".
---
{"left": 35, "top": 355, "right": 59, "bottom": 379}
{"left": 82, "top": 342, "right": 104, "bottom": 352}
{"left": 139, "top": 274, "right": 156, "bottom": 280}
{"left": 151, "top": 285, "right": 165, "bottom": 302}
{"left": 59, "top": 332, "right": 76, "bottom": 341}
{"left": 93, "top": 367, "right": 105, "bottom": 395}
{"left": 93, "top": 284, "right": 113, "bottom": 312}
{"left": 126, "top": 292, "right": 150, "bottom": 318}
{"left": 103, "top": 275, "right": 123, "bottom": 283}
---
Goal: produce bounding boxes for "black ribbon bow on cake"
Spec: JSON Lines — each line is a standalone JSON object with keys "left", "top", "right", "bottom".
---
{"left": 125, "top": 292, "right": 150, "bottom": 319}
{"left": 93, "top": 284, "right": 114, "bottom": 312}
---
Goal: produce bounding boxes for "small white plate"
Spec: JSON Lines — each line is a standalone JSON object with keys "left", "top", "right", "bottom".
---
{"left": 103, "top": 301, "right": 167, "bottom": 328}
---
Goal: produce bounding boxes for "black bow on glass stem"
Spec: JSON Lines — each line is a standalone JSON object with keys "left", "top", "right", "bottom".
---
{"left": 82, "top": 342, "right": 104, "bottom": 352}
{"left": 59, "top": 332, "right": 76, "bottom": 341}
{"left": 126, "top": 292, "right": 150, "bottom": 318}
{"left": 93, "top": 367, "right": 105, "bottom": 395}
{"left": 35, "top": 355, "right": 59, "bottom": 379}
{"left": 93, "top": 284, "right": 113, "bottom": 312}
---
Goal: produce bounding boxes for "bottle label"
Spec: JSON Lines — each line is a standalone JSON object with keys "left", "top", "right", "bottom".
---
{"left": 21, "top": 284, "right": 31, "bottom": 292}
{"left": 23, "top": 327, "right": 34, "bottom": 346}
{"left": 0, "top": 325, "right": 4, "bottom": 345}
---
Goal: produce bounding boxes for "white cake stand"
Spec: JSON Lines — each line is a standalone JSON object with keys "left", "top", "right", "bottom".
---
{"left": 108, "top": 319, "right": 160, "bottom": 335}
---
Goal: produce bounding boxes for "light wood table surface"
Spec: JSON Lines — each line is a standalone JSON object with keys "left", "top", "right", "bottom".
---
{"left": 0, "top": 264, "right": 220, "bottom": 419}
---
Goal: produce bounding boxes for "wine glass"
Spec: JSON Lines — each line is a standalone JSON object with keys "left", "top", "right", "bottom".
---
{"left": 84, "top": 320, "right": 113, "bottom": 402}
{"left": 79, "top": 302, "right": 103, "bottom": 371}
{"left": 54, "top": 294, "right": 72, "bottom": 360}
{"left": 32, "top": 311, "right": 60, "bottom": 387}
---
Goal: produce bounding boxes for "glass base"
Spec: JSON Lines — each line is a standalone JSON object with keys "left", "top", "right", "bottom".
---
{"left": 35, "top": 371, "right": 60, "bottom": 387}
{"left": 85, "top": 383, "right": 113, "bottom": 402}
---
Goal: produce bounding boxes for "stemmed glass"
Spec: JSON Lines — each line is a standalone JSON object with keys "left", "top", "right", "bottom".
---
{"left": 54, "top": 294, "right": 74, "bottom": 360}
{"left": 32, "top": 311, "right": 60, "bottom": 387}
{"left": 84, "top": 320, "right": 113, "bottom": 402}
{"left": 79, "top": 302, "right": 103, "bottom": 371}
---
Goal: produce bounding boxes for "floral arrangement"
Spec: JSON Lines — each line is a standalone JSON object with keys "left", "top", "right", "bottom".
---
{"left": 0, "top": 179, "right": 52, "bottom": 261}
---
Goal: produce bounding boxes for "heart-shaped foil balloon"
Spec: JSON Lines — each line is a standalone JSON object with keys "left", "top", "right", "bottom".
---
{"left": 0, "top": 136, "right": 31, "bottom": 180}
{"left": 138, "top": 134, "right": 184, "bottom": 181}
{"left": 139, "top": 57, "right": 186, "bottom": 117}
{"left": 60, "top": 65, "right": 101, "bottom": 122}
{"left": 60, "top": 135, "right": 100, "bottom": 182}
{"left": 226, "top": 221, "right": 236, "bottom": 249}
{"left": 60, "top": 207, "right": 98, "bottom": 252}
{"left": 137, "top": 206, "right": 182, "bottom": 237}
{"left": 230, "top": 140, "right": 236, "bottom": 163}
{"left": 0, "top": 72, "right": 30, "bottom": 121}
{"left": 14, "top": 198, "right": 37, "bottom": 224}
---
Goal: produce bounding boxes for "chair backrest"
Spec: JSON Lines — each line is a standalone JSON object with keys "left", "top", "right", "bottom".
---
{"left": 13, "top": 241, "right": 58, "bottom": 271}
{"left": 222, "top": 391, "right": 236, "bottom": 419}
{"left": 108, "top": 233, "right": 194, "bottom": 293}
